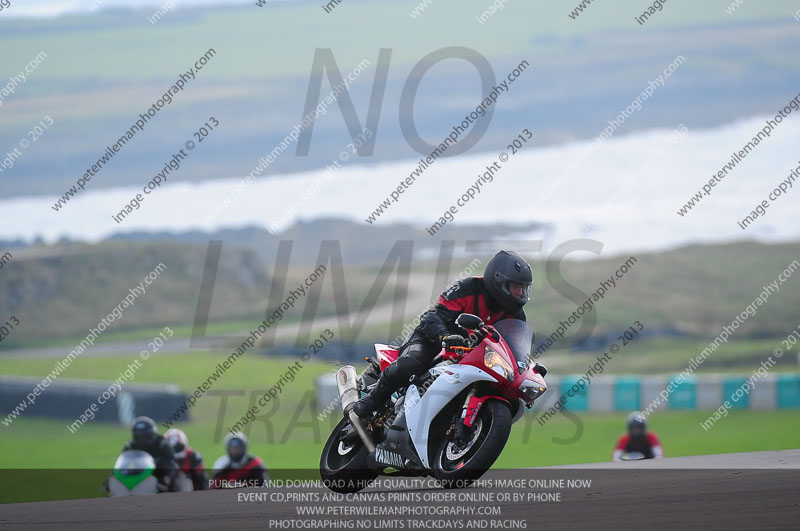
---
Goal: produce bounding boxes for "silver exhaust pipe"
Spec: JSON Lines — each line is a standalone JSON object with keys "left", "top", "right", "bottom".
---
{"left": 337, "top": 365, "right": 376, "bottom": 453}
{"left": 337, "top": 365, "right": 360, "bottom": 411}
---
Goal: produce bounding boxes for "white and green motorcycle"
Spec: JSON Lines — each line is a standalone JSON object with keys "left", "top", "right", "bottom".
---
{"left": 107, "top": 450, "right": 159, "bottom": 496}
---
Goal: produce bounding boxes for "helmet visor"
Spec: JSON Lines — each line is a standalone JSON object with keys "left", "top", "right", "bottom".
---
{"left": 133, "top": 431, "right": 156, "bottom": 446}
{"left": 227, "top": 438, "right": 246, "bottom": 461}
{"left": 501, "top": 280, "right": 531, "bottom": 303}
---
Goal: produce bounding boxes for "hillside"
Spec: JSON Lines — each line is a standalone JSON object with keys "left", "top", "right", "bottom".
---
{"left": 529, "top": 240, "right": 800, "bottom": 344}
{"left": 0, "top": 241, "right": 270, "bottom": 347}
{"left": 1, "top": 234, "right": 797, "bottom": 350}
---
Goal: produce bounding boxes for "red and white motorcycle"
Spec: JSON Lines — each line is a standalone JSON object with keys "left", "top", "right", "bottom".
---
{"left": 320, "top": 313, "right": 547, "bottom": 492}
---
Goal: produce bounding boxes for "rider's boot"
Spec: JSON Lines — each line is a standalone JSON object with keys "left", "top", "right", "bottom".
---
{"left": 352, "top": 352, "right": 425, "bottom": 418}
{"left": 352, "top": 372, "right": 395, "bottom": 418}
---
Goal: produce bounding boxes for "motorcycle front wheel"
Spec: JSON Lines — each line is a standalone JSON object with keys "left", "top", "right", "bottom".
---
{"left": 432, "top": 400, "right": 512, "bottom": 488}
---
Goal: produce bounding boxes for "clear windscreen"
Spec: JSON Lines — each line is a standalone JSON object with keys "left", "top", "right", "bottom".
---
{"left": 114, "top": 450, "right": 156, "bottom": 475}
{"left": 492, "top": 319, "right": 534, "bottom": 367}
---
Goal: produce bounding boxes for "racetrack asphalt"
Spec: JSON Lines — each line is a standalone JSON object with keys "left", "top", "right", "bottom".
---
{"left": 2, "top": 449, "right": 798, "bottom": 530}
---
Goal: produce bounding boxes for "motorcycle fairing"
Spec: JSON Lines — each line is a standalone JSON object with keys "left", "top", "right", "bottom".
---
{"left": 404, "top": 364, "right": 498, "bottom": 469}
{"left": 373, "top": 343, "right": 399, "bottom": 371}
{"left": 370, "top": 398, "right": 427, "bottom": 471}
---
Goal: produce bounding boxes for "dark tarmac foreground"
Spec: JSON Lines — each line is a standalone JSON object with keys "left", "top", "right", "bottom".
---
{"left": 2, "top": 450, "right": 798, "bottom": 530}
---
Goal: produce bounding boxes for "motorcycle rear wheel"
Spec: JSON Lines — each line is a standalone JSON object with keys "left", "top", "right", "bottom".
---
{"left": 320, "top": 416, "right": 378, "bottom": 493}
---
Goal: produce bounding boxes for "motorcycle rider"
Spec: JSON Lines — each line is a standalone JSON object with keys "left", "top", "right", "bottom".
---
{"left": 612, "top": 411, "right": 664, "bottom": 461}
{"left": 353, "top": 250, "right": 542, "bottom": 418}
{"left": 122, "top": 416, "right": 178, "bottom": 491}
{"left": 211, "top": 432, "right": 267, "bottom": 488}
{"left": 165, "top": 428, "right": 209, "bottom": 490}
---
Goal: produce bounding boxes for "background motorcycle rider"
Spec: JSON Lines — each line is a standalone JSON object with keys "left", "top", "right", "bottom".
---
{"left": 353, "top": 250, "right": 542, "bottom": 418}
{"left": 612, "top": 411, "right": 664, "bottom": 460}
{"left": 211, "top": 432, "right": 267, "bottom": 488}
{"left": 122, "top": 416, "right": 178, "bottom": 491}
{"left": 165, "top": 428, "right": 208, "bottom": 490}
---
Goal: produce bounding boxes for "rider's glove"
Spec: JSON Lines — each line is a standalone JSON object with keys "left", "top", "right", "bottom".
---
{"left": 441, "top": 334, "right": 467, "bottom": 350}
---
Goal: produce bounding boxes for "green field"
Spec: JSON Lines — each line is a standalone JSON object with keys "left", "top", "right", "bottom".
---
{"left": 2, "top": 353, "right": 798, "bottom": 480}
{"left": 1, "top": 349, "right": 799, "bottom": 503}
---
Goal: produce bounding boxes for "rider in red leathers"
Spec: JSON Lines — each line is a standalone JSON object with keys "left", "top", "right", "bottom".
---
{"left": 165, "top": 428, "right": 209, "bottom": 490}
{"left": 211, "top": 432, "right": 267, "bottom": 488}
{"left": 353, "top": 250, "right": 542, "bottom": 418}
{"left": 612, "top": 412, "right": 664, "bottom": 460}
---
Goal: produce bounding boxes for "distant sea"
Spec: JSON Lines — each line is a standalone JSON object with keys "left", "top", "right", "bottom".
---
{"left": 5, "top": 114, "right": 800, "bottom": 256}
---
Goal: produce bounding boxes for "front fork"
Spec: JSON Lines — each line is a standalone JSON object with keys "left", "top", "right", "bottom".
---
{"left": 454, "top": 389, "right": 477, "bottom": 440}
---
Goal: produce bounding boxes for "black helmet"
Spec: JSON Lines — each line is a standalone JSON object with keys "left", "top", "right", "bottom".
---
{"left": 626, "top": 411, "right": 646, "bottom": 438}
{"left": 131, "top": 416, "right": 157, "bottom": 447}
{"left": 225, "top": 432, "right": 248, "bottom": 464}
{"left": 482, "top": 250, "right": 532, "bottom": 312}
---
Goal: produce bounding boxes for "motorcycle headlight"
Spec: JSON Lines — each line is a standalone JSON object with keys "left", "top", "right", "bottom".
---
{"left": 519, "top": 379, "right": 545, "bottom": 402}
{"left": 484, "top": 346, "right": 514, "bottom": 382}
